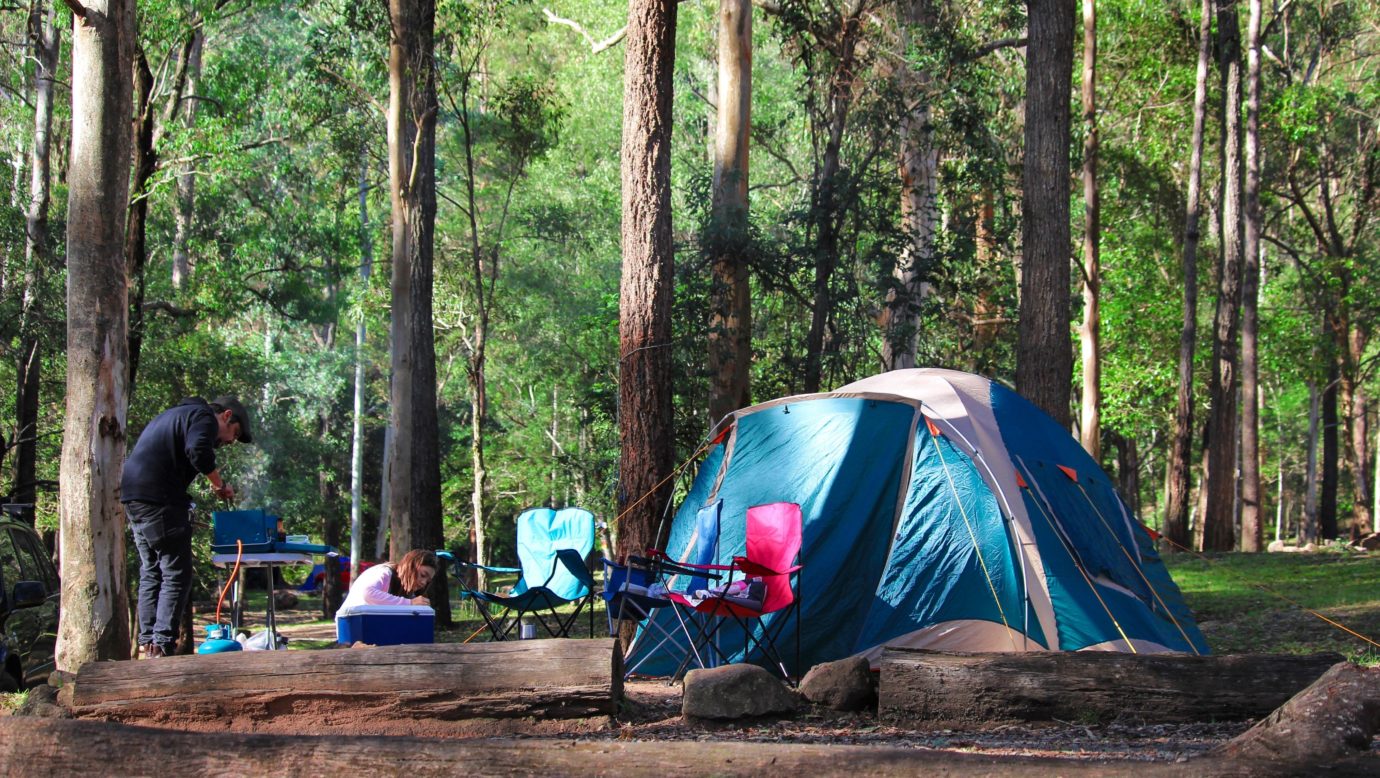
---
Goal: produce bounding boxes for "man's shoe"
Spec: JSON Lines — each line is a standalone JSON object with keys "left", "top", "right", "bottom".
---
{"left": 144, "top": 644, "right": 166, "bottom": 659}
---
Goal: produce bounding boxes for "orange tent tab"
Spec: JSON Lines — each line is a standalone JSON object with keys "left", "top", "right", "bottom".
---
{"left": 925, "top": 417, "right": 942, "bottom": 437}
{"left": 1015, "top": 472, "right": 1028, "bottom": 488}
{"left": 1057, "top": 464, "right": 1078, "bottom": 482}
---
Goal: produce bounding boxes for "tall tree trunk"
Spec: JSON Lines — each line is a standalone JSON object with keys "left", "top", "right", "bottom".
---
{"left": 1111, "top": 431, "right": 1140, "bottom": 517}
{"left": 1341, "top": 330, "right": 1372, "bottom": 540}
{"left": 1015, "top": 0, "right": 1075, "bottom": 429}
{"left": 1372, "top": 418, "right": 1380, "bottom": 534}
{"left": 56, "top": 0, "right": 136, "bottom": 671}
{"left": 124, "top": 48, "right": 157, "bottom": 396}
{"left": 126, "top": 27, "right": 196, "bottom": 394}
{"left": 320, "top": 407, "right": 344, "bottom": 619}
{"left": 456, "top": 72, "right": 494, "bottom": 592}
{"left": 376, "top": 423, "right": 393, "bottom": 558}
{"left": 469, "top": 359, "right": 487, "bottom": 590}
{"left": 882, "top": 0, "right": 937, "bottom": 373}
{"left": 350, "top": 151, "right": 372, "bottom": 580}
{"left": 1238, "top": 0, "right": 1263, "bottom": 552}
{"left": 1320, "top": 364, "right": 1338, "bottom": 540}
{"left": 1304, "top": 380, "right": 1319, "bottom": 543}
{"left": 1164, "top": 0, "right": 1212, "bottom": 552}
{"left": 1077, "top": 0, "right": 1101, "bottom": 461}
{"left": 617, "top": 0, "right": 677, "bottom": 569}
{"left": 802, "top": 2, "right": 864, "bottom": 394}
{"left": 385, "top": 0, "right": 444, "bottom": 571}
{"left": 15, "top": 0, "right": 60, "bottom": 512}
{"left": 1202, "top": 0, "right": 1244, "bottom": 552}
{"left": 170, "top": 26, "right": 205, "bottom": 291}
{"left": 707, "top": 0, "right": 752, "bottom": 425}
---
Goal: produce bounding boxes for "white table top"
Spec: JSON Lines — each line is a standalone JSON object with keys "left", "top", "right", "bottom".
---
{"left": 212, "top": 553, "right": 314, "bottom": 567}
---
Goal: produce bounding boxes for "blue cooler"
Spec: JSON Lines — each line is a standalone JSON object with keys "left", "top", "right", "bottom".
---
{"left": 336, "top": 604, "right": 435, "bottom": 645}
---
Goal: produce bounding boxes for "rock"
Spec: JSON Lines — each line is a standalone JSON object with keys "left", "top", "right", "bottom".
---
{"left": 273, "top": 590, "right": 299, "bottom": 610}
{"left": 1356, "top": 533, "right": 1380, "bottom": 551}
{"left": 1215, "top": 662, "right": 1380, "bottom": 762}
{"left": 682, "top": 663, "right": 799, "bottom": 720}
{"left": 13, "top": 684, "right": 70, "bottom": 719}
{"left": 799, "top": 655, "right": 875, "bottom": 711}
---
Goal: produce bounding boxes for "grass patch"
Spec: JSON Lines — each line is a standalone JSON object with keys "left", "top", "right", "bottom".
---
{"left": 1165, "top": 549, "right": 1380, "bottom": 662}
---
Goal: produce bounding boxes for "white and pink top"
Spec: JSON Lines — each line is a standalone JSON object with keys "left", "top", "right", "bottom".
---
{"left": 339, "top": 564, "right": 411, "bottom": 610}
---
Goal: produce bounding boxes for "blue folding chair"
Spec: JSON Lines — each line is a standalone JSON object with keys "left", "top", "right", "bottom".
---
{"left": 609, "top": 499, "right": 726, "bottom": 678}
{"left": 455, "top": 507, "right": 596, "bottom": 640}
{"left": 602, "top": 551, "right": 721, "bottom": 678}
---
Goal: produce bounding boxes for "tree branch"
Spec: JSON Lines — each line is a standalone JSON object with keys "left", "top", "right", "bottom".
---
{"left": 541, "top": 8, "right": 626, "bottom": 54}
{"left": 319, "top": 65, "right": 385, "bottom": 116}
{"left": 143, "top": 300, "right": 198, "bottom": 318}
{"left": 160, "top": 133, "right": 292, "bottom": 167}
{"left": 971, "top": 36, "right": 1027, "bottom": 59}
{"left": 60, "top": 0, "right": 86, "bottom": 19}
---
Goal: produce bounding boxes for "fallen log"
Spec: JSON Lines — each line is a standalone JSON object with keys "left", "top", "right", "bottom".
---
{"left": 878, "top": 648, "right": 1343, "bottom": 727}
{"left": 0, "top": 717, "right": 1243, "bottom": 777}
{"left": 1215, "top": 662, "right": 1380, "bottom": 762}
{"left": 59, "top": 639, "right": 621, "bottom": 732}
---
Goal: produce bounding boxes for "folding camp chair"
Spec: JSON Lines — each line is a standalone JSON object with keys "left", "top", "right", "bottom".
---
{"left": 455, "top": 507, "right": 596, "bottom": 640}
{"left": 602, "top": 500, "right": 725, "bottom": 678}
{"left": 665, "top": 502, "right": 803, "bottom": 682}
{"left": 602, "top": 556, "right": 713, "bottom": 678}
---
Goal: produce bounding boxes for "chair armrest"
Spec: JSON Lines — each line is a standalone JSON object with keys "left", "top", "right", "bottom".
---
{"left": 631, "top": 553, "right": 725, "bottom": 580}
{"left": 732, "top": 556, "right": 802, "bottom": 578}
{"left": 453, "top": 561, "right": 522, "bottom": 574}
{"left": 550, "top": 548, "right": 596, "bottom": 590}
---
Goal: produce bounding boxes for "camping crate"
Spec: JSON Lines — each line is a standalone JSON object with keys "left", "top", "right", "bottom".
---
{"left": 336, "top": 604, "right": 435, "bottom": 645}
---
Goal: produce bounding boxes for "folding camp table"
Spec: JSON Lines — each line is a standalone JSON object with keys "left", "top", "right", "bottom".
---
{"left": 211, "top": 552, "right": 313, "bottom": 650}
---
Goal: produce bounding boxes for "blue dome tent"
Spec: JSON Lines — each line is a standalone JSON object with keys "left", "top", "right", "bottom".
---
{"left": 641, "top": 369, "right": 1208, "bottom": 676}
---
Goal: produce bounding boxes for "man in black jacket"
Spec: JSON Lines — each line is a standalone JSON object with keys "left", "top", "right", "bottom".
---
{"left": 121, "top": 396, "right": 253, "bottom": 658}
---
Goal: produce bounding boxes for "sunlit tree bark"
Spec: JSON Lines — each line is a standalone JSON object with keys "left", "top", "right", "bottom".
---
{"left": 1238, "top": 0, "right": 1263, "bottom": 551}
{"left": 1077, "top": 0, "right": 1101, "bottom": 461}
{"left": 56, "top": 0, "right": 136, "bottom": 671}
{"left": 1202, "top": 0, "right": 1244, "bottom": 552}
{"left": 385, "top": 0, "right": 445, "bottom": 598}
{"left": 707, "top": 0, "right": 752, "bottom": 424}
{"left": 1164, "top": 0, "right": 1212, "bottom": 551}
{"left": 617, "top": 0, "right": 678, "bottom": 572}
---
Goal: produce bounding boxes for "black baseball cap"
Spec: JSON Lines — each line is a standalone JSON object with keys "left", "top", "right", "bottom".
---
{"left": 211, "top": 395, "right": 254, "bottom": 444}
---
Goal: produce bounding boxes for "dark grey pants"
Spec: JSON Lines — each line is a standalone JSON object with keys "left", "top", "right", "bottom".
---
{"left": 126, "top": 500, "right": 193, "bottom": 651}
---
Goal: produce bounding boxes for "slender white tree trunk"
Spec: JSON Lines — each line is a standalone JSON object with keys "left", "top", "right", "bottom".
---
{"left": 57, "top": 0, "right": 137, "bottom": 671}
{"left": 350, "top": 151, "right": 372, "bottom": 576}
{"left": 1078, "top": 0, "right": 1101, "bottom": 462}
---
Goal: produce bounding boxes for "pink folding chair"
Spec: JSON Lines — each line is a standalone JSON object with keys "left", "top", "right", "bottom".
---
{"left": 667, "top": 502, "right": 803, "bottom": 681}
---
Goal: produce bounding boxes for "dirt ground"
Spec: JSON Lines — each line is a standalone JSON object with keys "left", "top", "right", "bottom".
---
{"left": 616, "top": 680, "right": 1259, "bottom": 763}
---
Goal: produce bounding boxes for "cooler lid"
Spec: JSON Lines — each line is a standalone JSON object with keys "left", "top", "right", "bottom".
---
{"left": 337, "top": 604, "right": 435, "bottom": 618}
